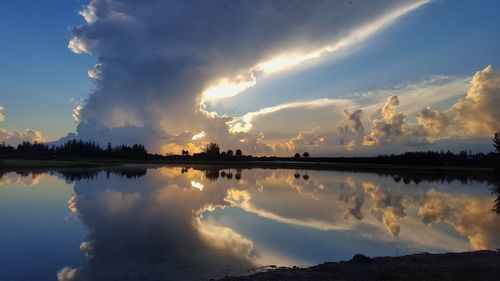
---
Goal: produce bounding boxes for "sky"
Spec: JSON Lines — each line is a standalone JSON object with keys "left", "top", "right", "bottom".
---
{"left": 1, "top": 0, "right": 499, "bottom": 156}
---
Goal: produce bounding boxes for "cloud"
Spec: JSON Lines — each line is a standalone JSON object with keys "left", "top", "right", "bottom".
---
{"left": 416, "top": 107, "right": 451, "bottom": 139}
{"left": 364, "top": 96, "right": 406, "bottom": 146}
{"left": 288, "top": 127, "right": 325, "bottom": 148}
{"left": 0, "top": 106, "right": 4, "bottom": 123}
{"left": 57, "top": 267, "right": 79, "bottom": 281}
{"left": 228, "top": 98, "right": 353, "bottom": 134}
{"left": 451, "top": 65, "right": 500, "bottom": 136}
{"left": 79, "top": 3, "right": 98, "bottom": 24}
{"left": 201, "top": 0, "right": 429, "bottom": 103}
{"left": 225, "top": 74, "right": 472, "bottom": 156}
{"left": 68, "top": 0, "right": 429, "bottom": 153}
{"left": 72, "top": 105, "right": 83, "bottom": 124}
{"left": 355, "top": 67, "right": 499, "bottom": 151}
{"left": 363, "top": 95, "right": 427, "bottom": 148}
{"left": 87, "top": 64, "right": 102, "bottom": 81}
{"left": 79, "top": 241, "right": 94, "bottom": 258}
{"left": 0, "top": 106, "right": 45, "bottom": 145}
{"left": 343, "top": 109, "right": 365, "bottom": 135}
{"left": 417, "top": 65, "right": 500, "bottom": 138}
{"left": 68, "top": 37, "right": 91, "bottom": 54}
{"left": 65, "top": 1, "right": 496, "bottom": 156}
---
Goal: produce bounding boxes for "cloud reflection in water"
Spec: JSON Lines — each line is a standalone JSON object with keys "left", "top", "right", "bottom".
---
{"left": 33, "top": 167, "right": 500, "bottom": 281}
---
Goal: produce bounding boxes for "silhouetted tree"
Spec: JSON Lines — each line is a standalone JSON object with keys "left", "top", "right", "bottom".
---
{"left": 204, "top": 142, "right": 220, "bottom": 158}
{"left": 235, "top": 149, "right": 242, "bottom": 157}
{"left": 303, "top": 152, "right": 310, "bottom": 158}
{"left": 0, "top": 140, "right": 150, "bottom": 160}
{"left": 294, "top": 153, "right": 301, "bottom": 159}
{"left": 493, "top": 131, "right": 500, "bottom": 154}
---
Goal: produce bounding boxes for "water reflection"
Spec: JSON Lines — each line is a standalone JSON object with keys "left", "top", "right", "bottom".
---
{"left": 491, "top": 183, "right": 500, "bottom": 214}
{"left": 0, "top": 168, "right": 148, "bottom": 183}
{"left": 1, "top": 167, "right": 499, "bottom": 281}
{"left": 61, "top": 167, "right": 254, "bottom": 281}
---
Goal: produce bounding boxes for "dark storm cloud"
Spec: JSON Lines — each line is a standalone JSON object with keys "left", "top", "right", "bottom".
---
{"left": 68, "top": 0, "right": 428, "bottom": 152}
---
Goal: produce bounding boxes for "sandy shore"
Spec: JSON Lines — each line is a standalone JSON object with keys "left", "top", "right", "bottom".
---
{"left": 215, "top": 251, "right": 500, "bottom": 281}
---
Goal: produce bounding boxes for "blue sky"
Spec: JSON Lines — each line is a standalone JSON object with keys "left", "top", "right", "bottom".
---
{"left": 1, "top": 0, "right": 499, "bottom": 155}
{"left": 0, "top": 0, "right": 94, "bottom": 139}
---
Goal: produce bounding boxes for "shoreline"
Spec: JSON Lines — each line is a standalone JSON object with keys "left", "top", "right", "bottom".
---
{"left": 216, "top": 251, "right": 500, "bottom": 281}
{"left": 0, "top": 159, "right": 496, "bottom": 175}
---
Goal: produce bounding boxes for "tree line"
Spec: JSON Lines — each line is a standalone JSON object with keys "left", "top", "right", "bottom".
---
{"left": 0, "top": 140, "right": 153, "bottom": 160}
{"left": 1, "top": 131, "right": 499, "bottom": 167}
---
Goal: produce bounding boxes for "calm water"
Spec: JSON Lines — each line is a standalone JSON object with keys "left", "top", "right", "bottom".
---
{"left": 1, "top": 167, "right": 499, "bottom": 281}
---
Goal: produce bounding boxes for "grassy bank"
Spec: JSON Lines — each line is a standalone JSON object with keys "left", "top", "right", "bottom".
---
{"left": 0, "top": 159, "right": 117, "bottom": 170}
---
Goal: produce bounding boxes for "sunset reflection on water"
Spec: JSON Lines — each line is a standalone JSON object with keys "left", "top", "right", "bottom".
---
{"left": 1, "top": 167, "right": 499, "bottom": 281}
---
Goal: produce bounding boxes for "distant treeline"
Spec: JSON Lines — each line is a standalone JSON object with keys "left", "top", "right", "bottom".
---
{"left": 165, "top": 142, "right": 500, "bottom": 168}
{"left": 0, "top": 140, "right": 160, "bottom": 160}
{"left": 1, "top": 136, "right": 499, "bottom": 168}
{"left": 295, "top": 151, "right": 499, "bottom": 168}
{"left": 168, "top": 150, "right": 499, "bottom": 168}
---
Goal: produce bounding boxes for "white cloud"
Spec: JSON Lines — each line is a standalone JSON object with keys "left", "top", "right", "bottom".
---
{"left": 72, "top": 105, "right": 83, "bottom": 124}
{"left": 87, "top": 63, "right": 102, "bottom": 80}
{"left": 0, "top": 106, "right": 45, "bottom": 145}
{"left": 57, "top": 267, "right": 78, "bottom": 281}
{"left": 0, "top": 106, "right": 4, "bottom": 123}
{"left": 363, "top": 96, "right": 418, "bottom": 146}
{"left": 416, "top": 107, "right": 451, "bottom": 139}
{"left": 227, "top": 98, "right": 354, "bottom": 134}
{"left": 80, "top": 2, "right": 98, "bottom": 24}
{"left": 215, "top": 72, "right": 484, "bottom": 155}
{"left": 201, "top": 0, "right": 429, "bottom": 105}
{"left": 68, "top": 37, "right": 91, "bottom": 54}
{"left": 416, "top": 65, "right": 500, "bottom": 138}
{"left": 452, "top": 65, "right": 500, "bottom": 136}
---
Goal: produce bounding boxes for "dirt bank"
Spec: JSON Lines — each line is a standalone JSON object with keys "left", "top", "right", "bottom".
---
{"left": 216, "top": 251, "right": 500, "bottom": 281}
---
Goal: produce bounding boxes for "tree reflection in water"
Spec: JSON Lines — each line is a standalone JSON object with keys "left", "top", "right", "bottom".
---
{"left": 2, "top": 167, "right": 499, "bottom": 281}
{"left": 491, "top": 183, "right": 500, "bottom": 214}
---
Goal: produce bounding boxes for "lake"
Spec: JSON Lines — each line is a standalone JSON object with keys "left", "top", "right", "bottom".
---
{"left": 1, "top": 166, "right": 499, "bottom": 281}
